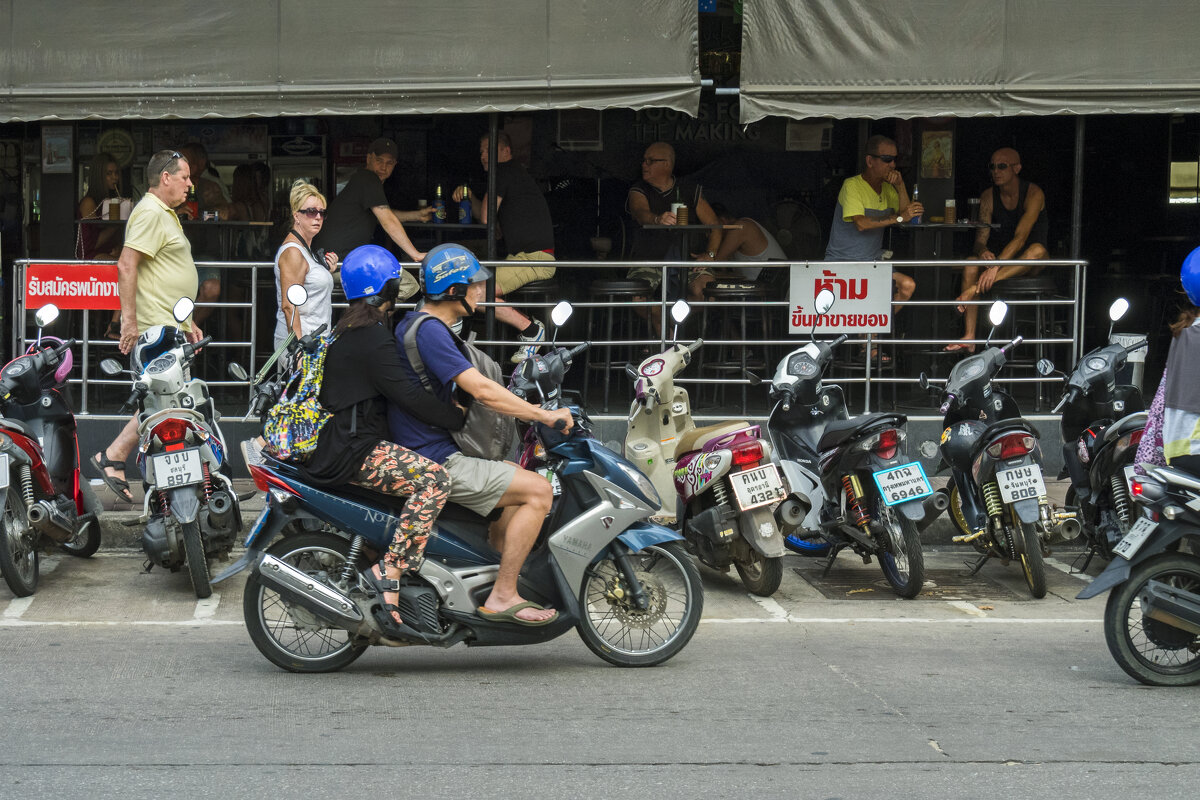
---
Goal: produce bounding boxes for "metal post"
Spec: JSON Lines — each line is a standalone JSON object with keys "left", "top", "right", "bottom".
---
{"left": 485, "top": 113, "right": 499, "bottom": 345}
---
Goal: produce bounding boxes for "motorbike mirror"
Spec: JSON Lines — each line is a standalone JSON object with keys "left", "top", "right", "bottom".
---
{"left": 227, "top": 362, "right": 249, "bottom": 382}
{"left": 172, "top": 297, "right": 195, "bottom": 323}
{"left": 625, "top": 363, "right": 639, "bottom": 380}
{"left": 1035, "top": 358, "right": 1056, "bottom": 377}
{"left": 814, "top": 289, "right": 836, "bottom": 316}
{"left": 988, "top": 300, "right": 1008, "bottom": 328}
{"left": 743, "top": 369, "right": 762, "bottom": 386}
{"left": 285, "top": 284, "right": 309, "bottom": 308}
{"left": 34, "top": 303, "right": 60, "bottom": 328}
{"left": 1109, "top": 297, "right": 1129, "bottom": 323}
{"left": 99, "top": 358, "right": 125, "bottom": 377}
{"left": 918, "top": 372, "right": 930, "bottom": 391}
{"left": 670, "top": 299, "right": 690, "bottom": 324}
{"left": 550, "top": 300, "right": 573, "bottom": 328}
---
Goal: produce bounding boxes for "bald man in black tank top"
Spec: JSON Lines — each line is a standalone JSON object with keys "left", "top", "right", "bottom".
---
{"left": 947, "top": 147, "right": 1048, "bottom": 352}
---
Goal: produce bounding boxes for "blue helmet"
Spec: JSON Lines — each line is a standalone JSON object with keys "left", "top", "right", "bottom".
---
{"left": 1183, "top": 246, "right": 1200, "bottom": 306}
{"left": 422, "top": 243, "right": 491, "bottom": 302}
{"left": 341, "top": 244, "right": 404, "bottom": 306}
{"left": 132, "top": 325, "right": 182, "bottom": 372}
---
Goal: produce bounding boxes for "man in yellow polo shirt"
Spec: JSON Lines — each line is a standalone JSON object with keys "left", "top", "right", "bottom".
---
{"left": 91, "top": 149, "right": 201, "bottom": 503}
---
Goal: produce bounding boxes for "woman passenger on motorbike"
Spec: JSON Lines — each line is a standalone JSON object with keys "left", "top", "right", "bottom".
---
{"left": 297, "top": 244, "right": 464, "bottom": 637}
{"left": 1136, "top": 247, "right": 1200, "bottom": 474}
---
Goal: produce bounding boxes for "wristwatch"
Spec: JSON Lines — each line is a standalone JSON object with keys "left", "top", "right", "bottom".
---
{"left": 895, "top": 215, "right": 904, "bottom": 224}
{"left": 706, "top": 250, "right": 716, "bottom": 258}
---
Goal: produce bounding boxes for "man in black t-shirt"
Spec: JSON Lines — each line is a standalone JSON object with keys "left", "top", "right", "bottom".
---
{"left": 315, "top": 138, "right": 432, "bottom": 268}
{"left": 453, "top": 131, "right": 555, "bottom": 363}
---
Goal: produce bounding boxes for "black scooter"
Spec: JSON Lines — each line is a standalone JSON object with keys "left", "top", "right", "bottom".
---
{"left": 1040, "top": 297, "right": 1147, "bottom": 565}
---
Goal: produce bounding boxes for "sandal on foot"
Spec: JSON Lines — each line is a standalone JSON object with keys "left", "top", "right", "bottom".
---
{"left": 360, "top": 561, "right": 431, "bottom": 642}
{"left": 90, "top": 451, "right": 133, "bottom": 503}
{"left": 475, "top": 600, "right": 558, "bottom": 627}
{"left": 943, "top": 342, "right": 976, "bottom": 354}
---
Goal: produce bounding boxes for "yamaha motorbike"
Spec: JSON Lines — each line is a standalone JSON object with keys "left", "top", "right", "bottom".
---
{"left": 1077, "top": 464, "right": 1200, "bottom": 686}
{"left": 0, "top": 304, "right": 102, "bottom": 596}
{"left": 101, "top": 298, "right": 247, "bottom": 598}
{"left": 1041, "top": 297, "right": 1147, "bottom": 565}
{"left": 924, "top": 301, "right": 1060, "bottom": 599}
{"left": 213, "top": 302, "right": 703, "bottom": 672}
{"left": 760, "top": 289, "right": 944, "bottom": 598}
{"left": 624, "top": 300, "right": 786, "bottom": 597}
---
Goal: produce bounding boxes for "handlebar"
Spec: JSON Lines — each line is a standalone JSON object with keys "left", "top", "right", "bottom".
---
{"left": 687, "top": 338, "right": 704, "bottom": 355}
{"left": 1000, "top": 335, "right": 1024, "bottom": 355}
{"left": 1052, "top": 385, "right": 1082, "bottom": 414}
{"left": 939, "top": 393, "right": 957, "bottom": 415}
{"left": 183, "top": 335, "right": 214, "bottom": 360}
{"left": 120, "top": 385, "right": 147, "bottom": 415}
{"left": 565, "top": 342, "right": 590, "bottom": 362}
{"left": 1125, "top": 339, "right": 1148, "bottom": 355}
{"left": 831, "top": 333, "right": 849, "bottom": 349}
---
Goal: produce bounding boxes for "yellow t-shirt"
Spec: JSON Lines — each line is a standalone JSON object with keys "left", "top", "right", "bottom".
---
{"left": 123, "top": 193, "right": 197, "bottom": 333}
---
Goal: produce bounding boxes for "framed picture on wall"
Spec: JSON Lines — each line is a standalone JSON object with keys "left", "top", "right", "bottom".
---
{"left": 920, "top": 131, "right": 953, "bottom": 180}
{"left": 42, "top": 125, "right": 73, "bottom": 174}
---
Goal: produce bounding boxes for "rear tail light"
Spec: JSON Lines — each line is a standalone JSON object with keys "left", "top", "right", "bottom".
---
{"left": 1131, "top": 480, "right": 1144, "bottom": 497}
{"left": 1128, "top": 429, "right": 1144, "bottom": 448}
{"left": 731, "top": 440, "right": 763, "bottom": 467}
{"left": 249, "top": 463, "right": 299, "bottom": 496}
{"left": 152, "top": 418, "right": 193, "bottom": 450}
{"left": 858, "top": 428, "right": 904, "bottom": 460}
{"left": 986, "top": 433, "right": 1036, "bottom": 460}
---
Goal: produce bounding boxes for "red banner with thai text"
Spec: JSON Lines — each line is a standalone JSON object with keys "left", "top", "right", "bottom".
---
{"left": 24, "top": 263, "right": 120, "bottom": 311}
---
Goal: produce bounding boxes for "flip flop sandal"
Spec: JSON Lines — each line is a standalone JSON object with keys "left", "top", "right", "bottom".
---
{"left": 89, "top": 452, "right": 134, "bottom": 503}
{"left": 360, "top": 561, "right": 432, "bottom": 643}
{"left": 475, "top": 600, "right": 558, "bottom": 627}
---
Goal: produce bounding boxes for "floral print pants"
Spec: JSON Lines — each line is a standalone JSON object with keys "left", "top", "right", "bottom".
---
{"left": 350, "top": 442, "right": 450, "bottom": 572}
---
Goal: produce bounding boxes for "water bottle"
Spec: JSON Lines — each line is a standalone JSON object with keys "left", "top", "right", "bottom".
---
{"left": 910, "top": 184, "right": 921, "bottom": 224}
{"left": 433, "top": 184, "right": 446, "bottom": 224}
{"left": 458, "top": 184, "right": 473, "bottom": 224}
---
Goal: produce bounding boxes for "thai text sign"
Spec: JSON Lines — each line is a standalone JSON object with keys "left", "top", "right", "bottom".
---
{"left": 25, "top": 263, "right": 120, "bottom": 311}
{"left": 789, "top": 263, "right": 891, "bottom": 333}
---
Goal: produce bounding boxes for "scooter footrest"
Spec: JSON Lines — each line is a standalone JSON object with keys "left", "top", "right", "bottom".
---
{"left": 953, "top": 529, "right": 986, "bottom": 543}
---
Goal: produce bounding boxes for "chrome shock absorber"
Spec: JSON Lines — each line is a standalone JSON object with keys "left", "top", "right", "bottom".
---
{"left": 842, "top": 475, "right": 871, "bottom": 533}
{"left": 340, "top": 535, "right": 365, "bottom": 584}
{"left": 712, "top": 479, "right": 732, "bottom": 508}
{"left": 18, "top": 464, "right": 33, "bottom": 507}
{"left": 1110, "top": 473, "right": 1132, "bottom": 525}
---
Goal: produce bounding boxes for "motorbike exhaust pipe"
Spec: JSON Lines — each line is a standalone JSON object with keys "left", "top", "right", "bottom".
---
{"left": 205, "top": 490, "right": 235, "bottom": 532}
{"left": 27, "top": 499, "right": 74, "bottom": 543}
{"left": 915, "top": 489, "right": 952, "bottom": 533}
{"left": 1048, "top": 511, "right": 1082, "bottom": 542}
{"left": 255, "top": 555, "right": 365, "bottom": 629}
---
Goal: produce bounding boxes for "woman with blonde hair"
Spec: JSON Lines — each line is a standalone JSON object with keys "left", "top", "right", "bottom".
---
{"left": 274, "top": 180, "right": 340, "bottom": 348}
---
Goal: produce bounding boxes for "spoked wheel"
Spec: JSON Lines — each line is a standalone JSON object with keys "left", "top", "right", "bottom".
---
{"left": 243, "top": 531, "right": 368, "bottom": 673}
{"left": 0, "top": 487, "right": 37, "bottom": 597}
{"left": 735, "top": 553, "right": 783, "bottom": 597}
{"left": 59, "top": 518, "right": 102, "bottom": 558}
{"left": 577, "top": 541, "right": 703, "bottom": 667}
{"left": 1103, "top": 553, "right": 1200, "bottom": 686}
{"left": 947, "top": 484, "right": 972, "bottom": 539}
{"left": 1009, "top": 512, "right": 1047, "bottom": 599}
{"left": 874, "top": 499, "right": 925, "bottom": 599}
{"left": 179, "top": 519, "right": 212, "bottom": 599}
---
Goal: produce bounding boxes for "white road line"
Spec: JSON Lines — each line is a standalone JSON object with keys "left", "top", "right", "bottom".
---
{"left": 1045, "top": 557, "right": 1093, "bottom": 583}
{"left": 0, "top": 619, "right": 243, "bottom": 627}
{"left": 749, "top": 594, "right": 790, "bottom": 620}
{"left": 3, "top": 597, "right": 35, "bottom": 619}
{"left": 193, "top": 593, "right": 221, "bottom": 620}
{"left": 947, "top": 600, "right": 988, "bottom": 617}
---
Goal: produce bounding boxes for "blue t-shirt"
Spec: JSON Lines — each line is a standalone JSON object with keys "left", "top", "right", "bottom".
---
{"left": 388, "top": 311, "right": 474, "bottom": 464}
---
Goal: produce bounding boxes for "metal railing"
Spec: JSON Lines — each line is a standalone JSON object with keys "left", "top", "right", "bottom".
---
{"left": 12, "top": 257, "right": 1086, "bottom": 422}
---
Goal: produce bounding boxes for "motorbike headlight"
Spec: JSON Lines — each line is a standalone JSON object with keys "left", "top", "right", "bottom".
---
{"left": 616, "top": 461, "right": 661, "bottom": 507}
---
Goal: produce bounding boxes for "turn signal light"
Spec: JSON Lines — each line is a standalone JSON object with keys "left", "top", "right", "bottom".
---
{"left": 987, "top": 433, "right": 1036, "bottom": 460}
{"left": 730, "top": 440, "right": 763, "bottom": 467}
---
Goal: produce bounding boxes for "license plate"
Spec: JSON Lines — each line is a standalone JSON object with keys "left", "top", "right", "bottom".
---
{"left": 537, "top": 467, "right": 562, "bottom": 496}
{"left": 996, "top": 464, "right": 1046, "bottom": 503}
{"left": 1113, "top": 516, "right": 1158, "bottom": 560}
{"left": 150, "top": 448, "right": 204, "bottom": 488}
{"left": 729, "top": 463, "right": 786, "bottom": 511}
{"left": 0, "top": 453, "right": 8, "bottom": 490}
{"left": 872, "top": 462, "right": 933, "bottom": 506}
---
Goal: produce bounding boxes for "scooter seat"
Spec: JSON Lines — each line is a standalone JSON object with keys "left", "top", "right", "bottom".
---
{"left": 1103, "top": 411, "right": 1147, "bottom": 444}
{"left": 674, "top": 421, "right": 751, "bottom": 459}
{"left": 0, "top": 417, "right": 36, "bottom": 440}
{"left": 817, "top": 413, "right": 906, "bottom": 452}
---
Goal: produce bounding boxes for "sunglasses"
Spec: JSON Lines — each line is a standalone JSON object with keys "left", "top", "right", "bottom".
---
{"left": 988, "top": 162, "right": 1014, "bottom": 171}
{"left": 869, "top": 153, "right": 897, "bottom": 163}
{"left": 642, "top": 157, "right": 669, "bottom": 165}
{"left": 298, "top": 207, "right": 328, "bottom": 218}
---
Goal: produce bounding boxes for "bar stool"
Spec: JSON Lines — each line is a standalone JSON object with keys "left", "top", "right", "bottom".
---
{"left": 997, "top": 273, "right": 1068, "bottom": 410}
{"left": 583, "top": 278, "right": 652, "bottom": 412}
{"left": 698, "top": 281, "right": 770, "bottom": 413}
{"left": 504, "top": 277, "right": 563, "bottom": 337}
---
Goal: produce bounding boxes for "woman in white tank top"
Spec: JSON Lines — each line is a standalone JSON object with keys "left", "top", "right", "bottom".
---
{"left": 274, "top": 181, "right": 340, "bottom": 348}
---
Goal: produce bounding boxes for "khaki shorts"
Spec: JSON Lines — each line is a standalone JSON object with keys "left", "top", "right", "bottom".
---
{"left": 627, "top": 264, "right": 714, "bottom": 291}
{"left": 442, "top": 452, "right": 517, "bottom": 516}
{"left": 496, "top": 251, "right": 556, "bottom": 295}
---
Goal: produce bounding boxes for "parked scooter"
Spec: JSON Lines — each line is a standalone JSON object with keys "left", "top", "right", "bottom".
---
{"left": 100, "top": 298, "right": 247, "bottom": 598}
{"left": 923, "top": 301, "right": 1058, "bottom": 598}
{"left": 1040, "top": 297, "right": 1147, "bottom": 565}
{"left": 212, "top": 302, "right": 703, "bottom": 672}
{"left": 761, "top": 289, "right": 943, "bottom": 598}
{"left": 624, "top": 301, "right": 786, "bottom": 596}
{"left": 0, "top": 304, "right": 102, "bottom": 596}
{"left": 1077, "top": 464, "right": 1200, "bottom": 685}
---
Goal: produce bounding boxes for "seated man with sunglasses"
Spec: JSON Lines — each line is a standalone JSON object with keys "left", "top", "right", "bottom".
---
{"left": 947, "top": 147, "right": 1048, "bottom": 353}
{"left": 824, "top": 135, "right": 923, "bottom": 347}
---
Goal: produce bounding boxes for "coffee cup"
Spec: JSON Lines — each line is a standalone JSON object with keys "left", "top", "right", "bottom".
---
{"left": 671, "top": 202, "right": 688, "bottom": 225}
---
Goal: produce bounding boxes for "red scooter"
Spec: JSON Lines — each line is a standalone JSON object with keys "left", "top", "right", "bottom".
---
{"left": 0, "top": 304, "right": 102, "bottom": 596}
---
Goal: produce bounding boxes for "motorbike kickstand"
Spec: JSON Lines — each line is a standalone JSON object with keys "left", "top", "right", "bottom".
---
{"left": 1072, "top": 546, "right": 1096, "bottom": 574}
{"left": 821, "top": 544, "right": 846, "bottom": 576}
{"left": 963, "top": 552, "right": 991, "bottom": 577}
{"left": 612, "top": 547, "right": 650, "bottom": 610}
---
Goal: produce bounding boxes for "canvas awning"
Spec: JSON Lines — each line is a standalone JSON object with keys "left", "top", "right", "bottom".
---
{"left": 0, "top": 0, "right": 700, "bottom": 121}
{"left": 740, "top": 0, "right": 1200, "bottom": 122}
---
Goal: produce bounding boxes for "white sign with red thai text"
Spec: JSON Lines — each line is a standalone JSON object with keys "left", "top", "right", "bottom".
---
{"left": 25, "top": 263, "right": 120, "bottom": 311}
{"left": 789, "top": 263, "right": 892, "bottom": 334}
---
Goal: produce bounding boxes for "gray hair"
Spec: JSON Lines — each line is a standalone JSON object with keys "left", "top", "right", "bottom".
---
{"left": 146, "top": 150, "right": 186, "bottom": 187}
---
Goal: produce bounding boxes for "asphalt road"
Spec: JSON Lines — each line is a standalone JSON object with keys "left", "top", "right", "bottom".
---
{"left": 1, "top": 548, "right": 1196, "bottom": 800}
